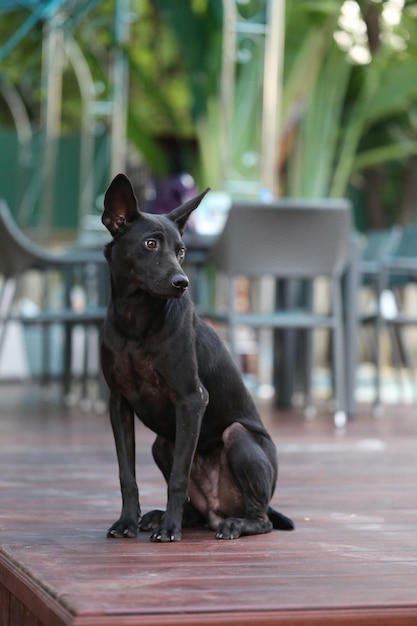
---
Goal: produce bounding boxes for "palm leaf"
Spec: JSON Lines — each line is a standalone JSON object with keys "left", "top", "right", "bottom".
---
{"left": 287, "top": 37, "right": 351, "bottom": 197}
{"left": 354, "top": 142, "right": 417, "bottom": 170}
{"left": 364, "top": 60, "right": 417, "bottom": 123}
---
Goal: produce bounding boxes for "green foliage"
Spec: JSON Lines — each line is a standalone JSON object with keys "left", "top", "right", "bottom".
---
{"left": 154, "top": 0, "right": 223, "bottom": 121}
{"left": 330, "top": 52, "right": 417, "bottom": 198}
{"left": 0, "top": 9, "right": 43, "bottom": 124}
{"left": 127, "top": 108, "right": 169, "bottom": 175}
{"left": 364, "top": 60, "right": 417, "bottom": 123}
{"left": 282, "top": 0, "right": 417, "bottom": 207}
{"left": 3, "top": 0, "right": 417, "bottom": 222}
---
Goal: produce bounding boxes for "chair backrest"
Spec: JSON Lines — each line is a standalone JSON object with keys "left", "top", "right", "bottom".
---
{"left": 360, "top": 226, "right": 402, "bottom": 284}
{"left": 385, "top": 223, "right": 417, "bottom": 288}
{"left": 209, "top": 198, "right": 352, "bottom": 279}
{"left": 361, "top": 226, "right": 402, "bottom": 264}
{"left": 0, "top": 199, "right": 50, "bottom": 278}
{"left": 390, "top": 224, "right": 417, "bottom": 259}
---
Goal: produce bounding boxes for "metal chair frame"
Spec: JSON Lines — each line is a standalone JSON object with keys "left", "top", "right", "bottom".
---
{"left": 204, "top": 198, "right": 353, "bottom": 427}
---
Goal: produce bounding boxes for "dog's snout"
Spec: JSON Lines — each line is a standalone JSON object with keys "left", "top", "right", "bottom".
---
{"left": 172, "top": 273, "right": 189, "bottom": 291}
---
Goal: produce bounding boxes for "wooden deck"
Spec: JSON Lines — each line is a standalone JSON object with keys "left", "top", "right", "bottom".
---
{"left": 0, "top": 383, "right": 416, "bottom": 626}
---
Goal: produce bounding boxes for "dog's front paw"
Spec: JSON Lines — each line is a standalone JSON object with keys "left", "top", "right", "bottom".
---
{"left": 150, "top": 524, "right": 182, "bottom": 542}
{"left": 107, "top": 517, "right": 138, "bottom": 538}
{"left": 140, "top": 510, "right": 182, "bottom": 541}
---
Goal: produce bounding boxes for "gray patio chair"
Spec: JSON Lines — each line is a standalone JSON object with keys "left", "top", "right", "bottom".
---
{"left": 204, "top": 198, "right": 353, "bottom": 427}
{"left": 359, "top": 226, "right": 406, "bottom": 409}
{"left": 0, "top": 199, "right": 108, "bottom": 406}
{"left": 371, "top": 224, "right": 417, "bottom": 407}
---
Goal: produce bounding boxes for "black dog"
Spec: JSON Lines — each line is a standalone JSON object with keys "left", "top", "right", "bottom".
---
{"left": 101, "top": 173, "right": 294, "bottom": 541}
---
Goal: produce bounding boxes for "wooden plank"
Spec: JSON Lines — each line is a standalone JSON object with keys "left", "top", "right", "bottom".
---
{"left": 0, "top": 385, "right": 416, "bottom": 625}
{"left": 0, "top": 553, "right": 72, "bottom": 626}
{"left": 67, "top": 607, "right": 417, "bottom": 626}
{"left": 0, "top": 583, "right": 10, "bottom": 626}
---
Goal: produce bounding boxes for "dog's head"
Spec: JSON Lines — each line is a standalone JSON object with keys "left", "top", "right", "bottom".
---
{"left": 102, "top": 174, "right": 209, "bottom": 299}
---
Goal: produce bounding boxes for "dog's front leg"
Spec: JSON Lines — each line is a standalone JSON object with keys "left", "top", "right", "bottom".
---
{"left": 150, "top": 385, "right": 208, "bottom": 542}
{"left": 107, "top": 394, "right": 140, "bottom": 538}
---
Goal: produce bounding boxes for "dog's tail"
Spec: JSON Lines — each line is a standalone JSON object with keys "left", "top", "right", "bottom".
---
{"left": 268, "top": 506, "right": 295, "bottom": 531}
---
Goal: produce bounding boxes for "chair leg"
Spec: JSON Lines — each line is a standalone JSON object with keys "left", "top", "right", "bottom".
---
{"left": 373, "top": 275, "right": 385, "bottom": 415}
{"left": 392, "top": 323, "right": 417, "bottom": 402}
{"left": 273, "top": 327, "right": 297, "bottom": 408}
{"left": 0, "top": 278, "right": 17, "bottom": 356}
{"left": 227, "top": 277, "right": 239, "bottom": 367}
{"left": 332, "top": 279, "right": 347, "bottom": 428}
{"left": 273, "top": 279, "right": 298, "bottom": 409}
{"left": 300, "top": 329, "right": 315, "bottom": 419}
{"left": 343, "top": 240, "right": 359, "bottom": 417}
{"left": 387, "top": 323, "right": 405, "bottom": 400}
{"left": 63, "top": 321, "right": 73, "bottom": 400}
{"left": 298, "top": 281, "right": 314, "bottom": 416}
{"left": 80, "top": 324, "right": 91, "bottom": 407}
{"left": 40, "top": 324, "right": 51, "bottom": 386}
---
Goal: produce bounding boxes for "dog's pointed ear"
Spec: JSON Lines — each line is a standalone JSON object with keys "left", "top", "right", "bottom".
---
{"left": 168, "top": 187, "right": 210, "bottom": 234}
{"left": 102, "top": 174, "right": 140, "bottom": 236}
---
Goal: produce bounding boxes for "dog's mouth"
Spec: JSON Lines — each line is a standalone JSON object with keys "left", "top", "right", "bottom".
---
{"left": 146, "top": 282, "right": 188, "bottom": 300}
{"left": 129, "top": 271, "right": 189, "bottom": 300}
{"left": 136, "top": 284, "right": 187, "bottom": 300}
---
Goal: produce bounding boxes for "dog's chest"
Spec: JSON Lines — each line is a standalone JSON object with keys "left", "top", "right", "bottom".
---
{"left": 105, "top": 338, "right": 176, "bottom": 431}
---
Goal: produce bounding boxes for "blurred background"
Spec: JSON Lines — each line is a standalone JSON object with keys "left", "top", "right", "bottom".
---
{"left": 2, "top": 0, "right": 417, "bottom": 407}
{"left": 1, "top": 0, "right": 417, "bottom": 242}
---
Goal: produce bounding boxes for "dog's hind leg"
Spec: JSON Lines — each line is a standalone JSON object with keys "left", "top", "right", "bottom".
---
{"left": 215, "top": 422, "right": 289, "bottom": 539}
{"left": 107, "top": 395, "right": 140, "bottom": 538}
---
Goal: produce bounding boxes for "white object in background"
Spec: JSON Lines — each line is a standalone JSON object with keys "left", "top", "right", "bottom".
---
{"left": 194, "top": 191, "right": 232, "bottom": 235}
{"left": 0, "top": 321, "right": 30, "bottom": 379}
{"left": 380, "top": 289, "right": 398, "bottom": 320}
{"left": 0, "top": 280, "right": 30, "bottom": 379}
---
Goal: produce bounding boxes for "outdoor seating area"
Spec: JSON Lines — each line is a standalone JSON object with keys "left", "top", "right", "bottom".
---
{"left": 0, "top": 200, "right": 108, "bottom": 409}
{"left": 3, "top": 194, "right": 417, "bottom": 418}
{"left": 1, "top": 1, "right": 417, "bottom": 626}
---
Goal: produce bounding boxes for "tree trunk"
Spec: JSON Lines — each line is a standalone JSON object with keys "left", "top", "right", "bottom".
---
{"left": 363, "top": 165, "right": 386, "bottom": 229}
{"left": 398, "top": 156, "right": 417, "bottom": 224}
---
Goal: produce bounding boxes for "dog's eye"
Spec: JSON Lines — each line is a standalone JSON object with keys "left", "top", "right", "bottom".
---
{"left": 145, "top": 239, "right": 158, "bottom": 250}
{"left": 177, "top": 247, "right": 185, "bottom": 262}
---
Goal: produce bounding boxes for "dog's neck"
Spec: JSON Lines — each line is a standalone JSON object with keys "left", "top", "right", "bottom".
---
{"left": 108, "top": 287, "right": 175, "bottom": 340}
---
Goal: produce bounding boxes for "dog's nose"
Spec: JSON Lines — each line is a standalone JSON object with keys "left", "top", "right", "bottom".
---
{"left": 172, "top": 274, "right": 189, "bottom": 291}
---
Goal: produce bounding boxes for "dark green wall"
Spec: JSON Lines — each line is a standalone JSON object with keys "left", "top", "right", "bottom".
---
{"left": 0, "top": 130, "right": 110, "bottom": 231}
